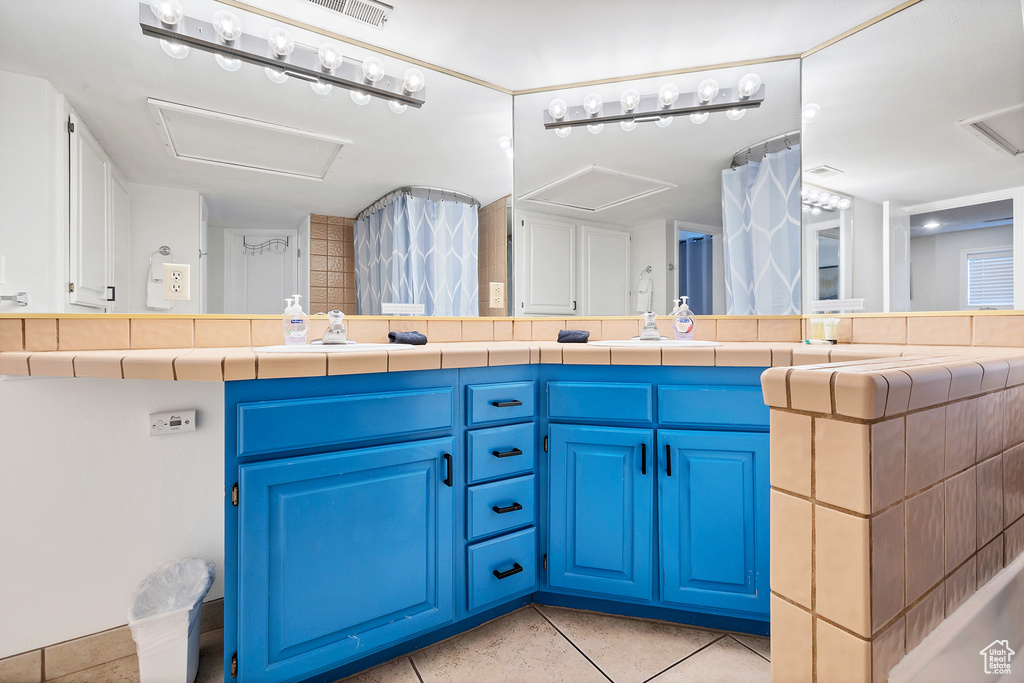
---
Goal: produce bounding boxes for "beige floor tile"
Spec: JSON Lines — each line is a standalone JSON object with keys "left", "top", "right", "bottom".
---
{"left": 411, "top": 607, "right": 605, "bottom": 683}
{"left": 649, "top": 637, "right": 770, "bottom": 682}
{"left": 338, "top": 656, "right": 419, "bottom": 683}
{"left": 732, "top": 635, "right": 770, "bottom": 661}
{"left": 536, "top": 605, "right": 717, "bottom": 683}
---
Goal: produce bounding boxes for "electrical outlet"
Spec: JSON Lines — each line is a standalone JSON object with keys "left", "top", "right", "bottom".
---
{"left": 150, "top": 409, "right": 196, "bottom": 436}
{"left": 489, "top": 282, "right": 504, "bottom": 308}
{"left": 162, "top": 263, "right": 191, "bottom": 300}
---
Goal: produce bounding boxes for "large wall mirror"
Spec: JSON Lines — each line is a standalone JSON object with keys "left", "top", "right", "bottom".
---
{"left": 511, "top": 61, "right": 802, "bottom": 317}
{"left": 802, "top": 0, "right": 1024, "bottom": 313}
{"left": 0, "top": 0, "right": 512, "bottom": 316}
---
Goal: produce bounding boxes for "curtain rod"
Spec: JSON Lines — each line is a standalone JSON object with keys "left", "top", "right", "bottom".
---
{"left": 730, "top": 130, "right": 800, "bottom": 168}
{"left": 356, "top": 186, "right": 480, "bottom": 221}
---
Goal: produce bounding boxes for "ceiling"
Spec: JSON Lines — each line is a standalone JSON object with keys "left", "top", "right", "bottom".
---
{"left": 909, "top": 199, "right": 1014, "bottom": 238}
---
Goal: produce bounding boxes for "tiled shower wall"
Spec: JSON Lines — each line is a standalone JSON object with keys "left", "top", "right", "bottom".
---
{"left": 308, "top": 214, "right": 356, "bottom": 315}
{"left": 767, "top": 362, "right": 1024, "bottom": 682}
{"left": 478, "top": 196, "right": 509, "bottom": 317}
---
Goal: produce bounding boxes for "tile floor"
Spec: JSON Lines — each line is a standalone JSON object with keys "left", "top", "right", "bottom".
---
{"left": 46, "top": 605, "right": 770, "bottom": 683}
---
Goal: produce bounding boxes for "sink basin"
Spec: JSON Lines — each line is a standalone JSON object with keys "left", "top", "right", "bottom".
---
{"left": 254, "top": 343, "right": 413, "bottom": 352}
{"left": 588, "top": 339, "right": 722, "bottom": 348}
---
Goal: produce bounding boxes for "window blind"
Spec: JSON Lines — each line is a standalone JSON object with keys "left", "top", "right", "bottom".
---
{"left": 966, "top": 249, "right": 1013, "bottom": 308}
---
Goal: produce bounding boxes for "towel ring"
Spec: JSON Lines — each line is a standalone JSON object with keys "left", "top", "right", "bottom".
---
{"left": 150, "top": 246, "right": 173, "bottom": 265}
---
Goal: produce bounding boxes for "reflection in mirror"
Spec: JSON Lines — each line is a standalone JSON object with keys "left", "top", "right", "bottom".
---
{"left": 801, "top": 185, "right": 853, "bottom": 307}
{"left": 512, "top": 60, "right": 801, "bottom": 318}
{"left": 0, "top": 1, "right": 512, "bottom": 315}
{"left": 801, "top": 0, "right": 1024, "bottom": 313}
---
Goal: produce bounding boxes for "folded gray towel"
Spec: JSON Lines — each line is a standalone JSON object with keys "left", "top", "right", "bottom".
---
{"left": 388, "top": 330, "right": 428, "bottom": 345}
{"left": 557, "top": 329, "right": 590, "bottom": 343}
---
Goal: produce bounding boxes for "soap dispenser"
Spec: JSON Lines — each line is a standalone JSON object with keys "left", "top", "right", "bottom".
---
{"left": 673, "top": 296, "right": 695, "bottom": 341}
{"left": 283, "top": 294, "right": 309, "bottom": 345}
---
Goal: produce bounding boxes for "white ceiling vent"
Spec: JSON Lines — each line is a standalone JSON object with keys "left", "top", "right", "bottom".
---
{"left": 806, "top": 164, "right": 843, "bottom": 178}
{"left": 303, "top": 0, "right": 393, "bottom": 29}
{"left": 959, "top": 104, "right": 1024, "bottom": 157}
{"left": 147, "top": 99, "right": 351, "bottom": 180}
{"left": 520, "top": 165, "right": 677, "bottom": 213}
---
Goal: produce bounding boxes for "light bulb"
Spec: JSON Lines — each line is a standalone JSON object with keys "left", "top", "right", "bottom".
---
{"left": 725, "top": 108, "right": 745, "bottom": 121}
{"left": 620, "top": 120, "right": 638, "bottom": 132}
{"left": 802, "top": 103, "right": 822, "bottom": 123}
{"left": 587, "top": 123, "right": 604, "bottom": 134}
{"left": 696, "top": 78, "right": 720, "bottom": 103}
{"left": 818, "top": 193, "right": 831, "bottom": 204}
{"left": 547, "top": 98, "right": 568, "bottom": 120}
{"left": 619, "top": 88, "right": 641, "bottom": 112}
{"left": 150, "top": 0, "right": 183, "bottom": 26}
{"left": 350, "top": 90, "right": 371, "bottom": 105}
{"left": 215, "top": 54, "right": 241, "bottom": 71}
{"left": 923, "top": 221, "right": 940, "bottom": 229}
{"left": 737, "top": 73, "right": 762, "bottom": 99}
{"left": 689, "top": 112, "right": 709, "bottom": 124}
{"left": 267, "top": 27, "right": 295, "bottom": 57}
{"left": 583, "top": 93, "right": 603, "bottom": 116}
{"left": 311, "top": 80, "right": 332, "bottom": 96}
{"left": 554, "top": 126, "right": 572, "bottom": 138}
{"left": 388, "top": 100, "right": 407, "bottom": 114}
{"left": 361, "top": 56, "right": 385, "bottom": 82}
{"left": 658, "top": 83, "right": 679, "bottom": 107}
{"left": 160, "top": 39, "right": 189, "bottom": 59}
{"left": 802, "top": 205, "right": 812, "bottom": 213}
{"left": 828, "top": 196, "right": 841, "bottom": 208}
{"left": 212, "top": 10, "right": 242, "bottom": 42}
{"left": 838, "top": 198, "right": 852, "bottom": 210}
{"left": 498, "top": 136, "right": 512, "bottom": 150}
{"left": 265, "top": 67, "right": 288, "bottom": 84}
{"left": 656, "top": 116, "right": 673, "bottom": 128}
{"left": 505, "top": 149, "right": 514, "bottom": 160}
{"left": 807, "top": 190, "right": 820, "bottom": 201}
{"left": 811, "top": 207, "right": 822, "bottom": 215}
{"left": 403, "top": 68, "right": 425, "bottom": 93}
{"left": 318, "top": 42, "right": 345, "bottom": 71}
{"left": 801, "top": 187, "right": 810, "bottom": 198}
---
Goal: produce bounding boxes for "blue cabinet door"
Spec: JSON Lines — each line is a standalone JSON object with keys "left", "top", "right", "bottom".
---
{"left": 548, "top": 425, "right": 654, "bottom": 600}
{"left": 658, "top": 430, "right": 769, "bottom": 616}
{"left": 238, "top": 438, "right": 455, "bottom": 683}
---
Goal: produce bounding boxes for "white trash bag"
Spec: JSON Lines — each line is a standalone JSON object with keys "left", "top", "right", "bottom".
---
{"left": 128, "top": 558, "right": 216, "bottom": 683}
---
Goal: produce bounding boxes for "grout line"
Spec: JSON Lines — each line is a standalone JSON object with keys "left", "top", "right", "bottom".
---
{"left": 639, "top": 634, "right": 727, "bottom": 683}
{"left": 729, "top": 634, "right": 771, "bottom": 664}
{"left": 407, "top": 656, "right": 425, "bottom": 683}
{"left": 530, "top": 605, "right": 614, "bottom": 683}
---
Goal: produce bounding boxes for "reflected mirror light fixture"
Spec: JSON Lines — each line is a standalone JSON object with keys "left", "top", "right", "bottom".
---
{"left": 587, "top": 123, "right": 604, "bottom": 134}
{"left": 554, "top": 126, "right": 572, "bottom": 138}
{"left": 802, "top": 103, "right": 822, "bottom": 123}
{"left": 544, "top": 73, "right": 764, "bottom": 133}
{"left": 387, "top": 100, "right": 407, "bottom": 114}
{"left": 311, "top": 80, "right": 332, "bottom": 96}
{"left": 138, "top": 3, "right": 426, "bottom": 108}
{"left": 498, "top": 136, "right": 513, "bottom": 159}
{"left": 802, "top": 187, "right": 850, "bottom": 213}
{"left": 215, "top": 54, "right": 241, "bottom": 71}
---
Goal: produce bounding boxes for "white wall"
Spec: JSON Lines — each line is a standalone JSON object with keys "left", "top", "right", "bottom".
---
{"left": 0, "top": 377, "right": 224, "bottom": 658}
{"left": 0, "top": 71, "right": 65, "bottom": 313}
{"left": 128, "top": 184, "right": 202, "bottom": 313}
{"left": 628, "top": 220, "right": 671, "bottom": 314}
{"left": 852, "top": 197, "right": 885, "bottom": 312}
{"left": 910, "top": 225, "right": 1013, "bottom": 311}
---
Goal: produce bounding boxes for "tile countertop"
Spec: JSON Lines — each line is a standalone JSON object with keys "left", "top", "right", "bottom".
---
{"left": 0, "top": 341, "right": 1022, "bottom": 384}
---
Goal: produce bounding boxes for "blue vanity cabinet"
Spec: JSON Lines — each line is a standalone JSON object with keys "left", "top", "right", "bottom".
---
{"left": 657, "top": 429, "right": 769, "bottom": 616}
{"left": 547, "top": 424, "right": 655, "bottom": 600}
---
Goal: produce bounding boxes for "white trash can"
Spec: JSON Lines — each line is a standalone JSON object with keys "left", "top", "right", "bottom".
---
{"left": 128, "top": 558, "right": 216, "bottom": 683}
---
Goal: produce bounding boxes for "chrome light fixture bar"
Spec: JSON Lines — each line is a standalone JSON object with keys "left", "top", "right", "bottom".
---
{"left": 138, "top": 3, "right": 425, "bottom": 108}
{"left": 543, "top": 85, "right": 764, "bottom": 129}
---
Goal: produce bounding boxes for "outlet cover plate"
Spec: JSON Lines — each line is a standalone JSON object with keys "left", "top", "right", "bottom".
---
{"left": 489, "top": 282, "right": 505, "bottom": 308}
{"left": 162, "top": 263, "right": 191, "bottom": 300}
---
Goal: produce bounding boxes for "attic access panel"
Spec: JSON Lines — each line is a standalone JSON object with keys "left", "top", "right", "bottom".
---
{"left": 148, "top": 99, "right": 351, "bottom": 180}
{"left": 520, "top": 165, "right": 678, "bottom": 212}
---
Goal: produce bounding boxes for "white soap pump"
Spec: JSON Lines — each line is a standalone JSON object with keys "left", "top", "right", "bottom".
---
{"left": 673, "top": 296, "right": 695, "bottom": 341}
{"left": 283, "top": 294, "right": 309, "bottom": 345}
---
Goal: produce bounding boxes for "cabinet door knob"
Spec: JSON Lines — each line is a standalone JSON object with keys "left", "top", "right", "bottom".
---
{"left": 641, "top": 443, "right": 647, "bottom": 475}
{"left": 491, "top": 400, "right": 523, "bottom": 408}
{"left": 492, "top": 447, "right": 523, "bottom": 458}
{"left": 666, "top": 444, "right": 672, "bottom": 477}
{"left": 492, "top": 502, "right": 523, "bottom": 514}
{"left": 493, "top": 562, "right": 523, "bottom": 580}
{"left": 443, "top": 453, "right": 453, "bottom": 487}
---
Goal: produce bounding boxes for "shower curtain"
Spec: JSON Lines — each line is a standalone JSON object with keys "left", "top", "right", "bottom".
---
{"left": 354, "top": 194, "right": 479, "bottom": 316}
{"left": 720, "top": 145, "right": 802, "bottom": 315}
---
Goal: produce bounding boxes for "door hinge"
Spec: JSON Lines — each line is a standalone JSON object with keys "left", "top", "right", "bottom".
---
{"left": 231, "top": 652, "right": 237, "bottom": 678}
{"left": 543, "top": 435, "right": 548, "bottom": 453}
{"left": 67, "top": 119, "right": 75, "bottom": 133}
{"left": 231, "top": 483, "right": 239, "bottom": 507}
{"left": 68, "top": 282, "right": 75, "bottom": 293}
{"left": 543, "top": 553, "right": 547, "bottom": 571}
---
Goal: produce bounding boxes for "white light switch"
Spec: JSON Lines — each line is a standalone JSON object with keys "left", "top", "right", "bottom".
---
{"left": 489, "top": 282, "right": 504, "bottom": 308}
{"left": 150, "top": 409, "right": 196, "bottom": 436}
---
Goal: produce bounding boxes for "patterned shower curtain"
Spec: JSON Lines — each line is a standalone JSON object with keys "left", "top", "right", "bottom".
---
{"left": 721, "top": 145, "right": 802, "bottom": 315}
{"left": 354, "top": 194, "right": 479, "bottom": 316}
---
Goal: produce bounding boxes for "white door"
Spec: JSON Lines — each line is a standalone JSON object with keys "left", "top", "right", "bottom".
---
{"left": 579, "top": 225, "right": 630, "bottom": 315}
{"left": 68, "top": 113, "right": 112, "bottom": 308}
{"left": 223, "top": 230, "right": 298, "bottom": 314}
{"left": 109, "top": 169, "right": 131, "bottom": 313}
{"left": 883, "top": 201, "right": 911, "bottom": 312}
{"left": 520, "top": 216, "right": 576, "bottom": 315}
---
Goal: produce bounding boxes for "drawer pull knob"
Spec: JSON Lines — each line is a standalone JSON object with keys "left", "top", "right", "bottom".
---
{"left": 492, "top": 447, "right": 523, "bottom": 458}
{"left": 492, "top": 502, "right": 523, "bottom": 514}
{"left": 493, "top": 562, "right": 523, "bottom": 580}
{"left": 491, "top": 400, "right": 523, "bottom": 408}
{"left": 443, "top": 453, "right": 453, "bottom": 487}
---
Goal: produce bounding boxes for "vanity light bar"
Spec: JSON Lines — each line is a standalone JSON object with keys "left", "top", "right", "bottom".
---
{"left": 542, "top": 86, "right": 764, "bottom": 129}
{"left": 138, "top": 3, "right": 425, "bottom": 108}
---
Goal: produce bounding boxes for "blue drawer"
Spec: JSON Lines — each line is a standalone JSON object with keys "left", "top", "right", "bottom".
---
{"left": 467, "top": 527, "right": 537, "bottom": 612}
{"left": 546, "top": 381, "right": 653, "bottom": 423}
{"left": 658, "top": 385, "right": 769, "bottom": 429}
{"left": 236, "top": 388, "right": 453, "bottom": 458}
{"left": 466, "top": 381, "right": 535, "bottom": 426}
{"left": 467, "top": 423, "right": 536, "bottom": 484}
{"left": 467, "top": 475, "right": 536, "bottom": 541}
